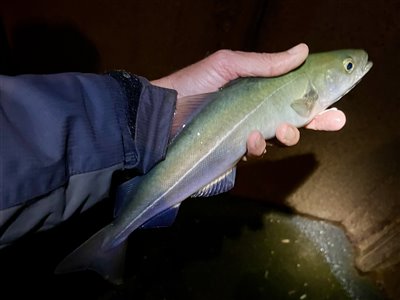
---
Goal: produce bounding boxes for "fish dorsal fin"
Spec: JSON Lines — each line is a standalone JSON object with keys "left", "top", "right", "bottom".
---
{"left": 290, "top": 84, "right": 319, "bottom": 118}
{"left": 114, "top": 176, "right": 144, "bottom": 218}
{"left": 170, "top": 92, "right": 217, "bottom": 143}
{"left": 191, "top": 167, "right": 237, "bottom": 198}
{"left": 139, "top": 204, "right": 181, "bottom": 229}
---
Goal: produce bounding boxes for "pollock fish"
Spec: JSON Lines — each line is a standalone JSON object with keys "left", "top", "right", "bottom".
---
{"left": 55, "top": 49, "right": 372, "bottom": 283}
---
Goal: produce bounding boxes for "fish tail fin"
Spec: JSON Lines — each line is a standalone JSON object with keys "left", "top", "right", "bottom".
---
{"left": 55, "top": 225, "right": 128, "bottom": 285}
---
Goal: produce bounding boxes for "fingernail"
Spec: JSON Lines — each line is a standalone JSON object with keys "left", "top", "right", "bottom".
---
{"left": 288, "top": 44, "right": 304, "bottom": 55}
{"left": 262, "top": 148, "right": 267, "bottom": 156}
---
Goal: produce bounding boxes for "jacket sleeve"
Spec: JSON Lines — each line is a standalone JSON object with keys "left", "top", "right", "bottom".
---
{"left": 0, "top": 71, "right": 177, "bottom": 247}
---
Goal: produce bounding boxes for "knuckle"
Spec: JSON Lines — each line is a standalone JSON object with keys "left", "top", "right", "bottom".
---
{"left": 209, "top": 49, "right": 236, "bottom": 79}
{"left": 211, "top": 49, "right": 234, "bottom": 64}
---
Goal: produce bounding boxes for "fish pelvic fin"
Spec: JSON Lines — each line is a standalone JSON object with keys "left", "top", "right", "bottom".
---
{"left": 55, "top": 224, "right": 127, "bottom": 285}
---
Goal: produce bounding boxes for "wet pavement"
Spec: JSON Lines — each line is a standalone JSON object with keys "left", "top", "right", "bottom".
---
{"left": 169, "top": 203, "right": 384, "bottom": 300}
{"left": 0, "top": 196, "right": 386, "bottom": 299}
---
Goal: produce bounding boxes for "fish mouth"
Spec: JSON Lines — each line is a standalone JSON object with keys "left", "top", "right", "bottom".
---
{"left": 356, "top": 57, "right": 373, "bottom": 87}
{"left": 361, "top": 52, "right": 373, "bottom": 75}
{"left": 363, "top": 60, "right": 373, "bottom": 74}
{"left": 352, "top": 55, "right": 373, "bottom": 88}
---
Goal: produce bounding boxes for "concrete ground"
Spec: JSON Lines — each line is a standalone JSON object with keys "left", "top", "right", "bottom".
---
{"left": 1, "top": 0, "right": 399, "bottom": 299}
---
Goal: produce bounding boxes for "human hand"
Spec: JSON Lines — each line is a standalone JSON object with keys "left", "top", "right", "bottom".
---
{"left": 152, "top": 43, "right": 346, "bottom": 158}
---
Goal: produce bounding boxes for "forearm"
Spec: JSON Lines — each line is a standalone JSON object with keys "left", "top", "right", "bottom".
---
{"left": 0, "top": 71, "right": 177, "bottom": 246}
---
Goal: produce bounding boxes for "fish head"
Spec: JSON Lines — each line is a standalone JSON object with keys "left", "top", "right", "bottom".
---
{"left": 305, "top": 49, "right": 373, "bottom": 111}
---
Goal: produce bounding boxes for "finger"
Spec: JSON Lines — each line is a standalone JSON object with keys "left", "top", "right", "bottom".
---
{"left": 225, "top": 43, "right": 309, "bottom": 79}
{"left": 305, "top": 108, "right": 346, "bottom": 131}
{"left": 246, "top": 131, "right": 267, "bottom": 158}
{"left": 276, "top": 124, "right": 300, "bottom": 146}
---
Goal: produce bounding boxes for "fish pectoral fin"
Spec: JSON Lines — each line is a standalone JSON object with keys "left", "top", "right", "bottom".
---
{"left": 114, "top": 175, "right": 144, "bottom": 218}
{"left": 140, "top": 204, "right": 181, "bottom": 229}
{"left": 170, "top": 92, "right": 218, "bottom": 143}
{"left": 191, "top": 167, "right": 237, "bottom": 198}
{"left": 290, "top": 85, "right": 319, "bottom": 118}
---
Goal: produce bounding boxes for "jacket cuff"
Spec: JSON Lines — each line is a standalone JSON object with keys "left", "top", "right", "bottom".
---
{"left": 108, "top": 71, "right": 177, "bottom": 174}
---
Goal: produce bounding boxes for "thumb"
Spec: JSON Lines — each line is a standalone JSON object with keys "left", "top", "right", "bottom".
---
{"left": 229, "top": 43, "right": 309, "bottom": 78}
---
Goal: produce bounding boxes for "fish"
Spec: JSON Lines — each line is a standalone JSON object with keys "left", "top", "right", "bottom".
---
{"left": 55, "top": 49, "right": 373, "bottom": 284}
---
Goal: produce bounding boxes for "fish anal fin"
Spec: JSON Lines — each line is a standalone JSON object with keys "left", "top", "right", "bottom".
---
{"left": 191, "top": 167, "right": 236, "bottom": 198}
{"left": 290, "top": 84, "right": 319, "bottom": 118}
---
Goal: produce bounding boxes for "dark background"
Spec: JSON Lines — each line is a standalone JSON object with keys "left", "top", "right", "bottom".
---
{"left": 1, "top": 0, "right": 399, "bottom": 299}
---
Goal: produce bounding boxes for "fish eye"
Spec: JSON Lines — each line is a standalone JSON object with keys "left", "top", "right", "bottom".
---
{"left": 343, "top": 58, "right": 354, "bottom": 73}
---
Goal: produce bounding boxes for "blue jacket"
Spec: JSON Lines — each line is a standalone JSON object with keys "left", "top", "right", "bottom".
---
{"left": 0, "top": 71, "right": 177, "bottom": 248}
